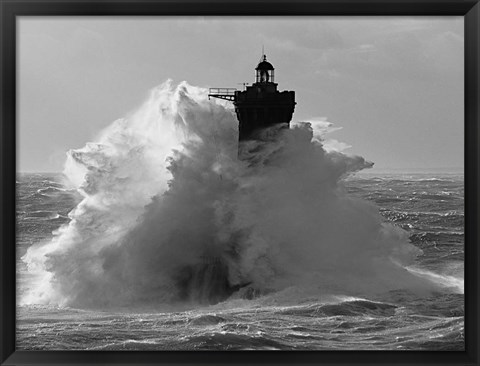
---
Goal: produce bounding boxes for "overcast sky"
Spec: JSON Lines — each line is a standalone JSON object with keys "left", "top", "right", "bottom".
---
{"left": 18, "top": 16, "right": 464, "bottom": 173}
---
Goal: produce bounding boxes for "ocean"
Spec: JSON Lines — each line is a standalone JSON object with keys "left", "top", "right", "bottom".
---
{"left": 16, "top": 171, "right": 464, "bottom": 351}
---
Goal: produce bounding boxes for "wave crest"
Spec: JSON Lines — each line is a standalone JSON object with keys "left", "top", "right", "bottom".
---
{"left": 22, "top": 81, "right": 435, "bottom": 309}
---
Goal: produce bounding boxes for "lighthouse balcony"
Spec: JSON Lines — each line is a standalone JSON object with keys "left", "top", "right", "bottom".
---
{"left": 208, "top": 87, "right": 237, "bottom": 101}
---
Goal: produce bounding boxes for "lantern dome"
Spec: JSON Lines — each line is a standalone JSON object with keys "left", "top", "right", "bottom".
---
{"left": 256, "top": 55, "right": 274, "bottom": 71}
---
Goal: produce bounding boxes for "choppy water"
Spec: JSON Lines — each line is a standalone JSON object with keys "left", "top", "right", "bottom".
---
{"left": 16, "top": 172, "right": 464, "bottom": 350}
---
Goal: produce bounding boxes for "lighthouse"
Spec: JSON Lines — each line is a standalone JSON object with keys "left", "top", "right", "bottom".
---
{"left": 209, "top": 54, "right": 296, "bottom": 141}
{"left": 178, "top": 55, "right": 296, "bottom": 304}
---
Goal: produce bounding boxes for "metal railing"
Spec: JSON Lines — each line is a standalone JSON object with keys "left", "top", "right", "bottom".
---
{"left": 208, "top": 88, "right": 237, "bottom": 95}
{"left": 208, "top": 88, "right": 237, "bottom": 101}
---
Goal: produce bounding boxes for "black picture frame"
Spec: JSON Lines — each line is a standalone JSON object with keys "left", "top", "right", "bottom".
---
{"left": 1, "top": 1, "right": 478, "bottom": 365}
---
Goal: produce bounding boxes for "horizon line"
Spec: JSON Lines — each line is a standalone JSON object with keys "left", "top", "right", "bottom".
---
{"left": 17, "top": 167, "right": 465, "bottom": 175}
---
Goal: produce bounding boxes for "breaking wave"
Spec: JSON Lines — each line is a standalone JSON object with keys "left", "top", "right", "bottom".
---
{"left": 22, "top": 80, "right": 440, "bottom": 309}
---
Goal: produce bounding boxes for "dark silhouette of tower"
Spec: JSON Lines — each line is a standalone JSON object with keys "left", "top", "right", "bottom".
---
{"left": 183, "top": 54, "right": 295, "bottom": 304}
{"left": 209, "top": 54, "right": 296, "bottom": 141}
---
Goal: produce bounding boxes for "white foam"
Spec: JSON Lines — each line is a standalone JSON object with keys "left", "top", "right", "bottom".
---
{"left": 21, "top": 81, "right": 443, "bottom": 308}
{"left": 406, "top": 266, "right": 464, "bottom": 294}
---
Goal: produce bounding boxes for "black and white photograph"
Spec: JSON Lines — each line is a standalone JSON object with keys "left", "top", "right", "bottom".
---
{"left": 16, "top": 16, "right": 464, "bottom": 351}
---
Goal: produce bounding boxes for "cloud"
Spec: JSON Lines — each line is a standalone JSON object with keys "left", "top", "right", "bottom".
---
{"left": 309, "top": 18, "right": 463, "bottom": 84}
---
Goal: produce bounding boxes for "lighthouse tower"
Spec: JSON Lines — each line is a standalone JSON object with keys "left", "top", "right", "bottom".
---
{"left": 177, "top": 55, "right": 297, "bottom": 304}
{"left": 209, "top": 54, "right": 296, "bottom": 141}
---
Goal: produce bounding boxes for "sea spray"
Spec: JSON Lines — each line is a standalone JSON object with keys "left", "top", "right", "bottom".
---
{"left": 23, "top": 81, "right": 435, "bottom": 309}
